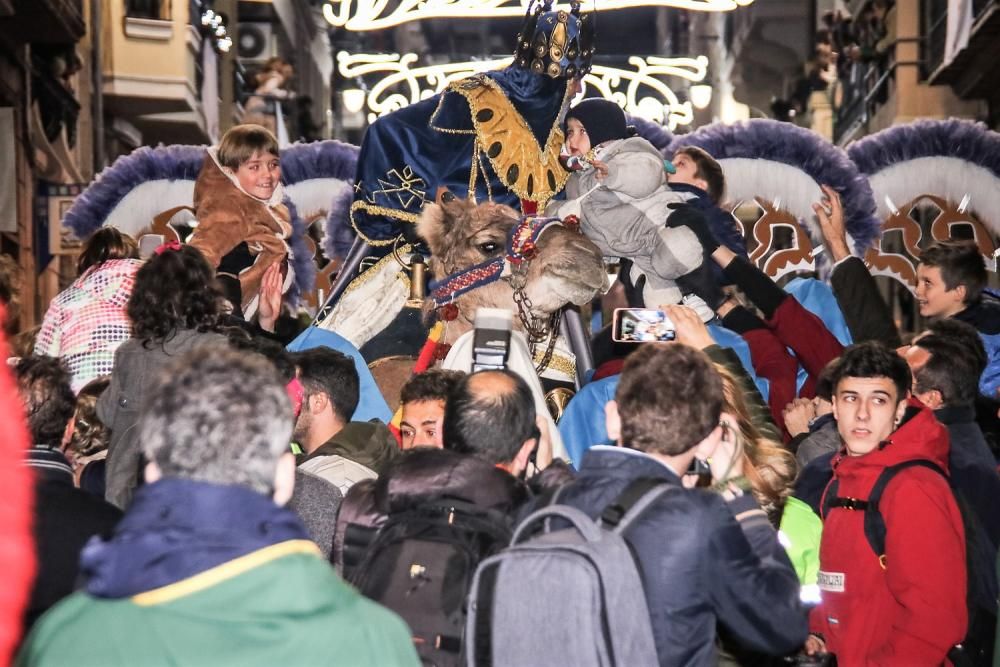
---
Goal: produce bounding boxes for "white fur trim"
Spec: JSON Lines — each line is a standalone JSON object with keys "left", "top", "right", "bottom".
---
{"left": 285, "top": 178, "right": 353, "bottom": 220}
{"left": 322, "top": 258, "right": 409, "bottom": 348}
{"left": 868, "top": 156, "right": 1000, "bottom": 235}
{"left": 103, "top": 180, "right": 197, "bottom": 236}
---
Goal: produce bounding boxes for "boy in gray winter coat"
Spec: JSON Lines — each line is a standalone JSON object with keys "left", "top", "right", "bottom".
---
{"left": 546, "top": 99, "right": 716, "bottom": 310}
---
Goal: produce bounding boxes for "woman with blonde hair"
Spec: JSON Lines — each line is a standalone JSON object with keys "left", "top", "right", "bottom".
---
{"left": 664, "top": 303, "right": 796, "bottom": 523}
{"left": 714, "top": 363, "right": 797, "bottom": 523}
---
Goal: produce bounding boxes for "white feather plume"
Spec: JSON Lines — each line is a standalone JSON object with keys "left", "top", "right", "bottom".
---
{"left": 868, "top": 156, "right": 1000, "bottom": 234}
{"left": 101, "top": 180, "right": 197, "bottom": 236}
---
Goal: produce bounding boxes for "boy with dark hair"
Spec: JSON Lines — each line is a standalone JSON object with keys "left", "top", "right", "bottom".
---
{"left": 668, "top": 146, "right": 748, "bottom": 263}
{"left": 806, "top": 341, "right": 967, "bottom": 665}
{"left": 399, "top": 369, "right": 464, "bottom": 450}
{"left": 292, "top": 347, "right": 397, "bottom": 495}
{"left": 916, "top": 240, "right": 1000, "bottom": 396}
{"left": 188, "top": 123, "right": 292, "bottom": 319}
{"left": 917, "top": 241, "right": 989, "bottom": 316}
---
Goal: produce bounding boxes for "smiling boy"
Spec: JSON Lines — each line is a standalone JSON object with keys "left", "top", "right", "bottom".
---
{"left": 189, "top": 124, "right": 293, "bottom": 319}
{"left": 916, "top": 240, "right": 1000, "bottom": 395}
{"left": 806, "top": 342, "right": 967, "bottom": 665}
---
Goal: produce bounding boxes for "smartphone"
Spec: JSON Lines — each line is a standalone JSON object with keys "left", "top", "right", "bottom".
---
{"left": 611, "top": 308, "right": 676, "bottom": 343}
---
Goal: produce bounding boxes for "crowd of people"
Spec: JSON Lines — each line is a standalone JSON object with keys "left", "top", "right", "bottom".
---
{"left": 2, "top": 102, "right": 999, "bottom": 667}
{"left": 779, "top": 1, "right": 894, "bottom": 129}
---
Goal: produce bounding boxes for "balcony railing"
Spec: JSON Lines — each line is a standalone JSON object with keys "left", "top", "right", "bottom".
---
{"left": 920, "top": 0, "right": 1000, "bottom": 77}
{"left": 832, "top": 50, "right": 895, "bottom": 145}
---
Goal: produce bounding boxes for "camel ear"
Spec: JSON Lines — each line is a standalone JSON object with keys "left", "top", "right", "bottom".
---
{"left": 417, "top": 201, "right": 449, "bottom": 252}
{"left": 419, "top": 188, "right": 465, "bottom": 251}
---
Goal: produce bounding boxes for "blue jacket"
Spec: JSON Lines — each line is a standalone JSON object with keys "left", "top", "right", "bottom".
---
{"left": 534, "top": 446, "right": 807, "bottom": 666}
{"left": 669, "top": 182, "right": 748, "bottom": 288}
{"left": 954, "top": 293, "right": 1000, "bottom": 396}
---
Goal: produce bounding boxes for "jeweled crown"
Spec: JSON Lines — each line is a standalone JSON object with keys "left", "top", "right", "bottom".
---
{"left": 513, "top": 0, "right": 595, "bottom": 79}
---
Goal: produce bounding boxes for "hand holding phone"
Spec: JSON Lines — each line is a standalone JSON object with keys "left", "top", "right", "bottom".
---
{"left": 611, "top": 308, "right": 676, "bottom": 343}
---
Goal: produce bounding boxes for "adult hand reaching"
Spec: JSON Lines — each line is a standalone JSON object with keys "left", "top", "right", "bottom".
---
{"left": 813, "top": 184, "right": 851, "bottom": 262}
{"left": 661, "top": 304, "right": 714, "bottom": 351}
{"left": 257, "top": 262, "right": 283, "bottom": 333}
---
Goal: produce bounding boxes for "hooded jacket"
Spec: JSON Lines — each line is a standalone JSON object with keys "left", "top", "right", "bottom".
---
{"left": 189, "top": 149, "right": 292, "bottom": 317}
{"left": 810, "top": 402, "right": 967, "bottom": 665}
{"left": 34, "top": 259, "right": 141, "bottom": 393}
{"left": 953, "top": 293, "right": 1000, "bottom": 397}
{"left": 16, "top": 478, "right": 419, "bottom": 667}
{"left": 546, "top": 136, "right": 704, "bottom": 307}
{"left": 299, "top": 419, "right": 399, "bottom": 474}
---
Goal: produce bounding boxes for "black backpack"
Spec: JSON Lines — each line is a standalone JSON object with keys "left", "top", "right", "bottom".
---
{"left": 346, "top": 498, "right": 513, "bottom": 667}
{"left": 821, "top": 460, "right": 997, "bottom": 666}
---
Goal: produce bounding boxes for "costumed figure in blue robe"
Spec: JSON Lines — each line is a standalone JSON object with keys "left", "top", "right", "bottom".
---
{"left": 348, "top": 0, "right": 596, "bottom": 249}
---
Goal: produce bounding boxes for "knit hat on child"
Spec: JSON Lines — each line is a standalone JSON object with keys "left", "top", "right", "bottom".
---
{"left": 565, "top": 98, "right": 629, "bottom": 148}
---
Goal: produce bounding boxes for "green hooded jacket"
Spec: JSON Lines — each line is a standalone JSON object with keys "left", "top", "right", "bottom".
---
{"left": 18, "top": 541, "right": 420, "bottom": 667}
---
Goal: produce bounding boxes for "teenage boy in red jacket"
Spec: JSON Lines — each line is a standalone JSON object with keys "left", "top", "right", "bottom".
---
{"left": 805, "top": 341, "right": 967, "bottom": 665}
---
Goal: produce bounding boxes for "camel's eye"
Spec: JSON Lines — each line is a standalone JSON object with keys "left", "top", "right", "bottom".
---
{"left": 478, "top": 241, "right": 501, "bottom": 255}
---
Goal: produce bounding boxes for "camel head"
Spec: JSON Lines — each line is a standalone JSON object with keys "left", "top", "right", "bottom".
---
{"left": 417, "top": 188, "right": 608, "bottom": 338}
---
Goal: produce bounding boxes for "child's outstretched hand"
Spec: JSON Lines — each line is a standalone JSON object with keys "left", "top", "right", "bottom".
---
{"left": 592, "top": 159, "right": 609, "bottom": 181}
{"left": 258, "top": 262, "right": 283, "bottom": 333}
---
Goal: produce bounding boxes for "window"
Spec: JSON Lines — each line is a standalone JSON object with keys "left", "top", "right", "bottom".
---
{"left": 125, "top": 0, "right": 171, "bottom": 20}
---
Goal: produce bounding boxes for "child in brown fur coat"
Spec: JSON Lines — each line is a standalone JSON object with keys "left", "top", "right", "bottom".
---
{"left": 188, "top": 124, "right": 292, "bottom": 318}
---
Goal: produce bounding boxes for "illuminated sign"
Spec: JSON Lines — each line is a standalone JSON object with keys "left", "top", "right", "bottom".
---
{"left": 337, "top": 52, "right": 709, "bottom": 130}
{"left": 324, "top": 0, "right": 751, "bottom": 31}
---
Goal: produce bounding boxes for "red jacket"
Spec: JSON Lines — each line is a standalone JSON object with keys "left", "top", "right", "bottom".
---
{"left": 810, "top": 402, "right": 967, "bottom": 666}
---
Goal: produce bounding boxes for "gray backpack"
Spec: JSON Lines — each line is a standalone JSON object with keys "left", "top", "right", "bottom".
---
{"left": 464, "top": 477, "right": 673, "bottom": 667}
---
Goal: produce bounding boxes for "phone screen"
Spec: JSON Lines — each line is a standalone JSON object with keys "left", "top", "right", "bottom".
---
{"left": 612, "top": 308, "right": 676, "bottom": 343}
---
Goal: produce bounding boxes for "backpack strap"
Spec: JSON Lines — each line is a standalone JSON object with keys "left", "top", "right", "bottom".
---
{"left": 862, "top": 459, "right": 946, "bottom": 569}
{"left": 600, "top": 477, "right": 678, "bottom": 533}
{"left": 825, "top": 459, "right": 947, "bottom": 569}
{"left": 819, "top": 477, "right": 839, "bottom": 520}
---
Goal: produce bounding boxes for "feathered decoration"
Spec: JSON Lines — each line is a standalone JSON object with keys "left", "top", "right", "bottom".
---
{"left": 668, "top": 119, "right": 881, "bottom": 257}
{"left": 627, "top": 115, "right": 674, "bottom": 154}
{"left": 63, "top": 144, "right": 205, "bottom": 239}
{"left": 284, "top": 197, "right": 315, "bottom": 306}
{"left": 325, "top": 185, "right": 358, "bottom": 261}
{"left": 279, "top": 140, "right": 359, "bottom": 221}
{"left": 847, "top": 119, "right": 1000, "bottom": 233}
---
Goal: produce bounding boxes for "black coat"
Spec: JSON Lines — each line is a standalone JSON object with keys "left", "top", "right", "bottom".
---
{"left": 25, "top": 449, "right": 122, "bottom": 630}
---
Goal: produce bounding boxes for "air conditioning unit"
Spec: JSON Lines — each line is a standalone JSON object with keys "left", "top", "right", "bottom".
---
{"left": 237, "top": 22, "right": 274, "bottom": 64}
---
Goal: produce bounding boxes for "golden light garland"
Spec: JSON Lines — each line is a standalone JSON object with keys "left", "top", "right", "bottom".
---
{"left": 324, "top": 0, "right": 750, "bottom": 31}
{"left": 336, "top": 52, "right": 709, "bottom": 130}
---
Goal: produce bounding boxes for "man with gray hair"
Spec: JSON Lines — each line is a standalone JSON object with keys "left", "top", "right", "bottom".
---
{"left": 18, "top": 347, "right": 419, "bottom": 667}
